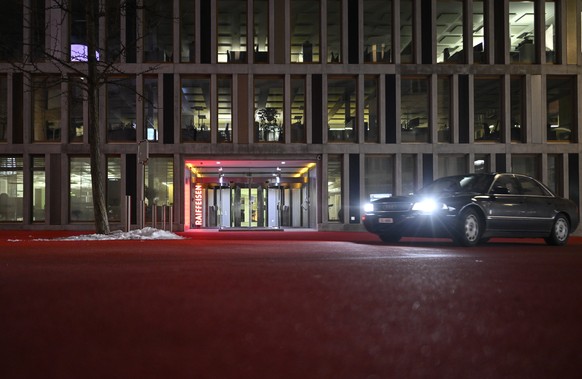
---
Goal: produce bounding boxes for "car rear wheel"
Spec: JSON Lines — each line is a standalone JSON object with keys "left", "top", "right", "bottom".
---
{"left": 545, "top": 214, "right": 570, "bottom": 246}
{"left": 379, "top": 233, "right": 401, "bottom": 243}
{"left": 454, "top": 209, "right": 483, "bottom": 247}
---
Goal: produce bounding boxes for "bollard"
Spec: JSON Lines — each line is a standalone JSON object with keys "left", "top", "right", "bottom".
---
{"left": 125, "top": 195, "right": 131, "bottom": 232}
{"left": 162, "top": 205, "right": 167, "bottom": 230}
{"left": 152, "top": 205, "right": 157, "bottom": 229}
{"left": 169, "top": 206, "right": 173, "bottom": 232}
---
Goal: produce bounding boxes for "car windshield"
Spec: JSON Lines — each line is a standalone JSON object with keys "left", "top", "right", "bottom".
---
{"left": 417, "top": 174, "right": 494, "bottom": 195}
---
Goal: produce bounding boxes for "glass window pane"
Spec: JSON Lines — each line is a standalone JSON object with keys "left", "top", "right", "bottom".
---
{"left": 254, "top": 0, "right": 269, "bottom": 63}
{"left": 474, "top": 77, "right": 501, "bottom": 142}
{"left": 180, "top": 0, "right": 196, "bottom": 62}
{"left": 31, "top": 0, "right": 45, "bottom": 62}
{"left": 327, "top": 0, "right": 342, "bottom": 63}
{"left": 512, "top": 154, "right": 540, "bottom": 178}
{"left": 473, "top": 0, "right": 486, "bottom": 63}
{"left": 70, "top": 157, "right": 93, "bottom": 222}
{"left": 0, "top": 157, "right": 24, "bottom": 222}
{"left": 0, "top": 75, "right": 6, "bottom": 142}
{"left": 181, "top": 77, "right": 211, "bottom": 143}
{"left": 144, "top": 0, "right": 173, "bottom": 62}
{"left": 218, "top": 76, "right": 232, "bottom": 143}
{"left": 0, "top": 0, "right": 23, "bottom": 61}
{"left": 509, "top": 1, "right": 535, "bottom": 64}
{"left": 327, "top": 155, "right": 342, "bottom": 222}
{"left": 33, "top": 75, "right": 62, "bottom": 143}
{"left": 291, "top": 0, "right": 320, "bottom": 63}
{"left": 401, "top": 154, "right": 416, "bottom": 195}
{"left": 106, "top": 0, "right": 122, "bottom": 62}
{"left": 364, "top": 0, "right": 392, "bottom": 63}
{"left": 365, "top": 155, "right": 394, "bottom": 201}
{"left": 400, "top": 0, "right": 414, "bottom": 63}
{"left": 547, "top": 76, "right": 575, "bottom": 142}
{"left": 218, "top": 0, "right": 248, "bottom": 63}
{"left": 328, "top": 77, "right": 357, "bottom": 143}
{"left": 437, "top": 0, "right": 464, "bottom": 63}
{"left": 107, "top": 157, "right": 121, "bottom": 222}
{"left": 291, "top": 76, "right": 306, "bottom": 143}
{"left": 437, "top": 76, "right": 451, "bottom": 143}
{"left": 70, "top": 0, "right": 99, "bottom": 62}
{"left": 107, "top": 77, "right": 136, "bottom": 142}
{"left": 510, "top": 76, "right": 524, "bottom": 142}
{"left": 145, "top": 157, "right": 174, "bottom": 223}
{"left": 547, "top": 154, "right": 563, "bottom": 195}
{"left": 401, "top": 77, "right": 429, "bottom": 143}
{"left": 364, "top": 77, "right": 379, "bottom": 143}
{"left": 144, "top": 77, "right": 159, "bottom": 142}
{"left": 69, "top": 78, "right": 84, "bottom": 143}
{"left": 545, "top": 0, "right": 557, "bottom": 63}
{"left": 32, "top": 156, "right": 45, "bottom": 222}
{"left": 438, "top": 154, "right": 467, "bottom": 177}
{"left": 254, "top": 77, "right": 284, "bottom": 143}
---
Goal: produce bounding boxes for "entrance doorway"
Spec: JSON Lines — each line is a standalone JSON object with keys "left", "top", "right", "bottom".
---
{"left": 185, "top": 159, "right": 317, "bottom": 229}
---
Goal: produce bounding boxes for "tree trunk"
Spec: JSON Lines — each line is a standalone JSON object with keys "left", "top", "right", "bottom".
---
{"left": 86, "top": 0, "right": 110, "bottom": 234}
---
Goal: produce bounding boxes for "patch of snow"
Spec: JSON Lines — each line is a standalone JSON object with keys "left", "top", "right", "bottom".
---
{"left": 55, "top": 227, "right": 184, "bottom": 241}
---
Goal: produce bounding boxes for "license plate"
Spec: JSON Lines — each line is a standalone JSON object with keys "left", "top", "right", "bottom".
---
{"left": 379, "top": 218, "right": 394, "bottom": 224}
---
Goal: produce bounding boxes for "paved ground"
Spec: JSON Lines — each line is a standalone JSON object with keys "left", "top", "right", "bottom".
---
{"left": 1, "top": 230, "right": 582, "bottom": 379}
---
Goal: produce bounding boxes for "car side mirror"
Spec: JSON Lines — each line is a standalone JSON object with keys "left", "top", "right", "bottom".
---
{"left": 492, "top": 186, "right": 509, "bottom": 195}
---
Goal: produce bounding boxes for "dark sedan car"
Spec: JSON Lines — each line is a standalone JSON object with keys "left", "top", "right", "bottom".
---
{"left": 362, "top": 173, "right": 579, "bottom": 246}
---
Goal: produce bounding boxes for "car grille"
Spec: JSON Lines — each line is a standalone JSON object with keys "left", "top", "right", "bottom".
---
{"left": 375, "top": 202, "right": 412, "bottom": 212}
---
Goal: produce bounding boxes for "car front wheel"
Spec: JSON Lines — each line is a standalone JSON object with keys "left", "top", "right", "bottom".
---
{"left": 454, "top": 209, "right": 483, "bottom": 247}
{"left": 545, "top": 214, "right": 570, "bottom": 246}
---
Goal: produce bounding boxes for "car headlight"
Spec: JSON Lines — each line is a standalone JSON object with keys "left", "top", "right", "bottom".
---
{"left": 363, "top": 203, "right": 374, "bottom": 213}
{"left": 411, "top": 199, "right": 447, "bottom": 213}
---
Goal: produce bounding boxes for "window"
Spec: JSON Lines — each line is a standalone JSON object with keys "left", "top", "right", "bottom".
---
{"left": 218, "top": 76, "right": 232, "bottom": 143}
{"left": 401, "top": 154, "right": 416, "bottom": 195}
{"left": 0, "top": 156, "right": 24, "bottom": 222}
{"left": 69, "top": 157, "right": 93, "bottom": 222}
{"left": 512, "top": 155, "right": 540, "bottom": 179}
{"left": 0, "top": 75, "right": 6, "bottom": 142}
{"left": 473, "top": 0, "right": 486, "bottom": 63}
{"left": 516, "top": 175, "right": 548, "bottom": 196}
{"left": 180, "top": 0, "right": 196, "bottom": 62}
{"left": 291, "top": 0, "right": 320, "bottom": 63}
{"left": 69, "top": 78, "right": 84, "bottom": 143}
{"left": 437, "top": 76, "right": 451, "bottom": 143}
{"left": 0, "top": 0, "right": 23, "bottom": 61}
{"left": 32, "top": 156, "right": 45, "bottom": 222}
{"left": 144, "top": 76, "right": 159, "bottom": 142}
{"left": 328, "top": 77, "right": 357, "bottom": 143}
{"left": 107, "top": 77, "right": 136, "bottom": 142}
{"left": 400, "top": 0, "right": 414, "bottom": 63}
{"left": 436, "top": 0, "right": 464, "bottom": 63}
{"left": 145, "top": 157, "right": 174, "bottom": 224}
{"left": 509, "top": 1, "right": 535, "bottom": 64}
{"left": 364, "top": 77, "right": 379, "bottom": 143}
{"left": 107, "top": 157, "right": 121, "bottom": 222}
{"left": 510, "top": 76, "right": 525, "bottom": 142}
{"left": 545, "top": 0, "right": 557, "bottom": 63}
{"left": 438, "top": 155, "right": 467, "bottom": 177}
{"left": 181, "top": 77, "right": 211, "bottom": 143}
{"left": 70, "top": 0, "right": 99, "bottom": 62}
{"left": 364, "top": 0, "right": 392, "bottom": 63}
{"left": 474, "top": 77, "right": 501, "bottom": 142}
{"left": 106, "top": 0, "right": 122, "bottom": 62}
{"left": 327, "top": 155, "right": 342, "bottom": 222}
{"left": 547, "top": 76, "right": 575, "bottom": 142}
{"left": 33, "top": 75, "right": 62, "bottom": 143}
{"left": 291, "top": 76, "right": 306, "bottom": 143}
{"left": 144, "top": 0, "right": 173, "bottom": 62}
{"left": 217, "top": 0, "right": 248, "bottom": 63}
{"left": 254, "top": 77, "right": 284, "bottom": 143}
{"left": 474, "top": 154, "right": 489, "bottom": 173}
{"left": 547, "top": 154, "right": 563, "bottom": 195}
{"left": 31, "top": 0, "right": 45, "bottom": 62}
{"left": 401, "top": 77, "right": 429, "bottom": 143}
{"left": 254, "top": 0, "right": 269, "bottom": 63}
{"left": 365, "top": 155, "right": 394, "bottom": 201}
{"left": 327, "top": 0, "right": 342, "bottom": 63}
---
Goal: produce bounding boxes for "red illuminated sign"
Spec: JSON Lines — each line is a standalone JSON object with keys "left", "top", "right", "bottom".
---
{"left": 194, "top": 183, "right": 203, "bottom": 226}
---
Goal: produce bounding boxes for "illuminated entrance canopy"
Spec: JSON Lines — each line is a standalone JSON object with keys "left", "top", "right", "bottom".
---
{"left": 184, "top": 159, "right": 317, "bottom": 230}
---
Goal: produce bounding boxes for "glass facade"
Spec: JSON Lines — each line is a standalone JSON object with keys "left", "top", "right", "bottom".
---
{"left": 0, "top": 0, "right": 579, "bottom": 231}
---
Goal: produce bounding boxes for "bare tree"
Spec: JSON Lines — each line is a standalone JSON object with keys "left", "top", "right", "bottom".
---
{"left": 2, "top": 0, "right": 161, "bottom": 234}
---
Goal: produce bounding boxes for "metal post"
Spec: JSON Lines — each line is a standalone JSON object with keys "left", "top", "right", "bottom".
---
{"left": 169, "top": 206, "right": 173, "bottom": 232}
{"left": 162, "top": 205, "right": 167, "bottom": 230}
{"left": 125, "top": 195, "right": 131, "bottom": 232}
{"left": 152, "top": 205, "right": 157, "bottom": 228}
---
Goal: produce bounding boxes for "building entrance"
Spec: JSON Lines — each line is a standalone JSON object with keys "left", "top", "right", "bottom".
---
{"left": 185, "top": 159, "right": 317, "bottom": 229}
